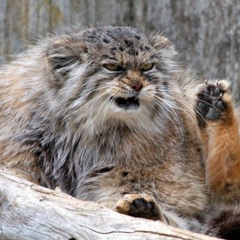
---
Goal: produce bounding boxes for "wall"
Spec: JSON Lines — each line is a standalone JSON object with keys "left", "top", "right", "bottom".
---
{"left": 1, "top": 0, "right": 240, "bottom": 100}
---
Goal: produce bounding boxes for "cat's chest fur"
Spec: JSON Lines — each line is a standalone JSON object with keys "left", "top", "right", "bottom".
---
{"left": 73, "top": 120, "right": 208, "bottom": 216}
{"left": 74, "top": 120, "right": 181, "bottom": 168}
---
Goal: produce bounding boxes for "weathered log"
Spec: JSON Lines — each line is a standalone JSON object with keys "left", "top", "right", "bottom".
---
{"left": 0, "top": 168, "right": 218, "bottom": 240}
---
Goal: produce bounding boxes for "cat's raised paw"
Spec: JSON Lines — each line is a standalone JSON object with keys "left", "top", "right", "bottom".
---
{"left": 115, "top": 193, "right": 161, "bottom": 220}
{"left": 196, "top": 80, "right": 230, "bottom": 125}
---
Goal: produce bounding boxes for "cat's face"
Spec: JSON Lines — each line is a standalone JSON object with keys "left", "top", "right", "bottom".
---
{"left": 47, "top": 27, "right": 179, "bottom": 126}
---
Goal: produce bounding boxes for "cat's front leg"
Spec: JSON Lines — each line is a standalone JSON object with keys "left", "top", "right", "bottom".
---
{"left": 114, "top": 193, "right": 190, "bottom": 229}
{"left": 195, "top": 80, "right": 240, "bottom": 202}
{"left": 115, "top": 193, "right": 162, "bottom": 221}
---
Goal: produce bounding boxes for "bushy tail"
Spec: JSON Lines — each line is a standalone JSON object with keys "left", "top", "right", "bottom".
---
{"left": 206, "top": 207, "right": 240, "bottom": 240}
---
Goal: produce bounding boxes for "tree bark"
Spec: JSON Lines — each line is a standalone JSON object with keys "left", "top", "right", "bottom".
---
{"left": 0, "top": 168, "right": 218, "bottom": 240}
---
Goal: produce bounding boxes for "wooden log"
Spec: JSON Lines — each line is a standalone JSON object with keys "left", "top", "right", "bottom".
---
{"left": 0, "top": 168, "right": 218, "bottom": 240}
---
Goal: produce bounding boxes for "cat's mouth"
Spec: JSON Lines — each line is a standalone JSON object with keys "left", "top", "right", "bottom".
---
{"left": 114, "top": 97, "right": 140, "bottom": 110}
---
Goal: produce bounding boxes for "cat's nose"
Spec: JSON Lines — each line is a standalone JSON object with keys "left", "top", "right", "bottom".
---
{"left": 131, "top": 81, "right": 143, "bottom": 92}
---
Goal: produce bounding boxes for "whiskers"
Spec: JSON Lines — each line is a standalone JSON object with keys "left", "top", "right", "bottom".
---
{"left": 153, "top": 94, "right": 186, "bottom": 138}
{"left": 156, "top": 86, "right": 224, "bottom": 130}
{"left": 64, "top": 85, "right": 111, "bottom": 123}
{"left": 90, "top": 94, "right": 114, "bottom": 127}
{"left": 57, "top": 78, "right": 218, "bottom": 138}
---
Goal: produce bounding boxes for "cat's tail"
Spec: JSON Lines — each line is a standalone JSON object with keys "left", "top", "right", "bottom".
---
{"left": 206, "top": 207, "right": 240, "bottom": 240}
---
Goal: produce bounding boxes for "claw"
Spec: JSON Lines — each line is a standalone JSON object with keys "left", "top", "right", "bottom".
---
{"left": 218, "top": 93, "right": 223, "bottom": 100}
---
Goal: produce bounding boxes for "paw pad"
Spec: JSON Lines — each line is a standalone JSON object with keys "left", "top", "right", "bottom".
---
{"left": 115, "top": 193, "right": 161, "bottom": 220}
{"left": 196, "top": 81, "right": 227, "bottom": 123}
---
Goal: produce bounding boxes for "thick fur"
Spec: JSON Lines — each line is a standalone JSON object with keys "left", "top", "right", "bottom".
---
{"left": 196, "top": 81, "right": 240, "bottom": 203}
{"left": 0, "top": 26, "right": 240, "bottom": 238}
{"left": 206, "top": 207, "right": 240, "bottom": 239}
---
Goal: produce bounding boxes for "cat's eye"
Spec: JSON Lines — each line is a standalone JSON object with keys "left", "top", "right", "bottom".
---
{"left": 141, "top": 63, "right": 154, "bottom": 72}
{"left": 103, "top": 63, "right": 123, "bottom": 71}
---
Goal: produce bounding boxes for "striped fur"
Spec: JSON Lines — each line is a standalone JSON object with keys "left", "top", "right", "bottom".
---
{"left": 0, "top": 26, "right": 240, "bottom": 238}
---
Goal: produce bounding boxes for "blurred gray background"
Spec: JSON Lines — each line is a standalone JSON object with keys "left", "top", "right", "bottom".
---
{"left": 1, "top": 0, "right": 240, "bottom": 101}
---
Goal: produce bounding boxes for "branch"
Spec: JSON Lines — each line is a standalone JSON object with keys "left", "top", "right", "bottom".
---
{"left": 0, "top": 168, "right": 218, "bottom": 240}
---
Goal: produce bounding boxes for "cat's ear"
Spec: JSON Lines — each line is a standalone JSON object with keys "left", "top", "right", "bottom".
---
{"left": 151, "top": 35, "right": 178, "bottom": 72}
{"left": 47, "top": 39, "right": 87, "bottom": 71}
{"left": 47, "top": 39, "right": 87, "bottom": 88}
{"left": 152, "top": 35, "right": 177, "bottom": 56}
